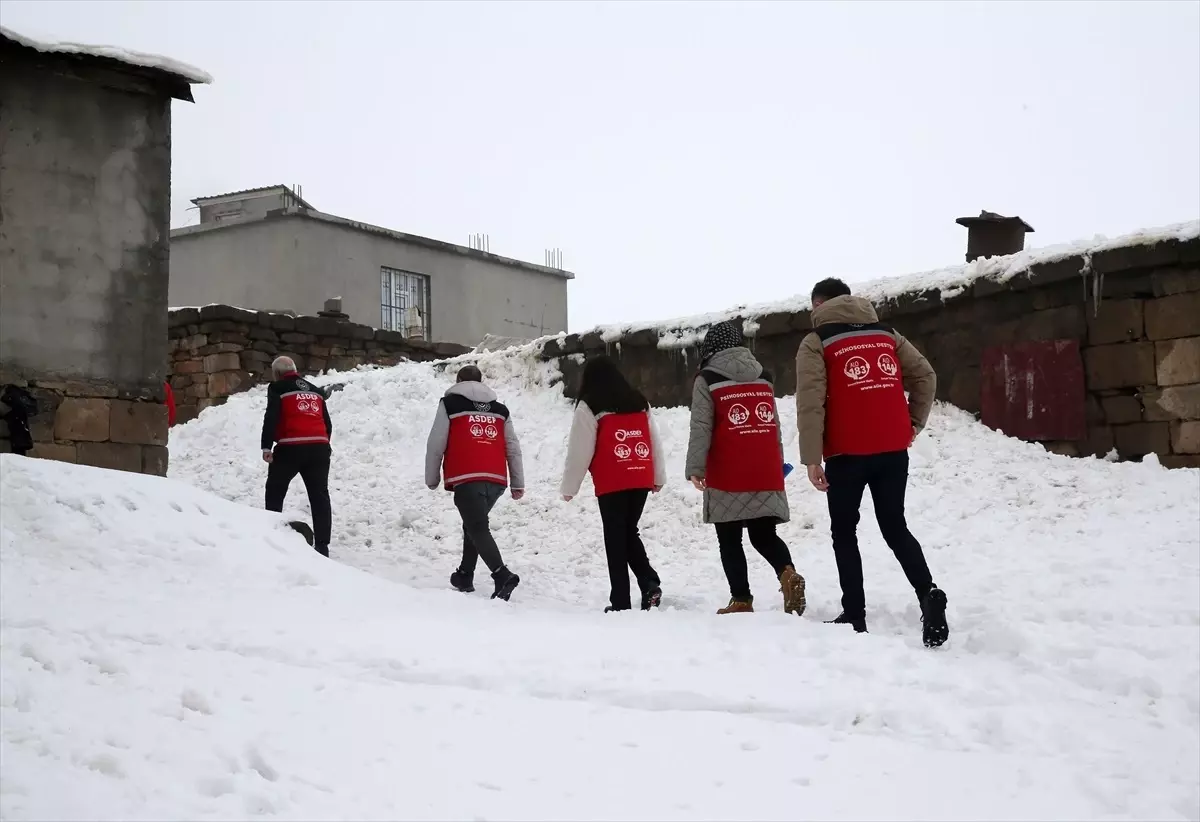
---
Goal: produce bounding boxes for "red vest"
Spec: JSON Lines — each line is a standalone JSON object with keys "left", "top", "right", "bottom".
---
{"left": 817, "top": 323, "right": 913, "bottom": 459}
{"left": 590, "top": 410, "right": 656, "bottom": 496}
{"left": 442, "top": 393, "right": 510, "bottom": 489}
{"left": 275, "top": 375, "right": 330, "bottom": 445}
{"left": 702, "top": 371, "right": 785, "bottom": 493}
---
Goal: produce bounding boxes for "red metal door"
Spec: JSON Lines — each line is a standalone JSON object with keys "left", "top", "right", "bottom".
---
{"left": 980, "top": 340, "right": 1085, "bottom": 441}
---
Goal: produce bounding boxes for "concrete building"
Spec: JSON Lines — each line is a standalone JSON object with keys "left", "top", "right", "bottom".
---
{"left": 0, "top": 26, "right": 210, "bottom": 474}
{"left": 169, "top": 186, "right": 574, "bottom": 347}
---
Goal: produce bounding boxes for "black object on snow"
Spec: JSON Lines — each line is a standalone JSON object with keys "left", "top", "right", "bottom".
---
{"left": 1, "top": 385, "right": 38, "bottom": 456}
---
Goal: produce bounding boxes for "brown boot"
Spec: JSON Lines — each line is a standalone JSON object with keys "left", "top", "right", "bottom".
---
{"left": 779, "top": 565, "right": 807, "bottom": 616}
{"left": 717, "top": 597, "right": 754, "bottom": 615}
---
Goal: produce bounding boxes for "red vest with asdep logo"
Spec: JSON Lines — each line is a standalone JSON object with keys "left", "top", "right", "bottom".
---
{"left": 442, "top": 393, "right": 510, "bottom": 489}
{"left": 589, "top": 410, "right": 656, "bottom": 496}
{"left": 701, "top": 370, "right": 785, "bottom": 493}
{"left": 275, "top": 374, "right": 329, "bottom": 445}
{"left": 817, "top": 322, "right": 913, "bottom": 459}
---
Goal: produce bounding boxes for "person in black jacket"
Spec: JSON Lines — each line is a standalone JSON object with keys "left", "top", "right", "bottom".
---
{"left": 261, "top": 356, "right": 334, "bottom": 556}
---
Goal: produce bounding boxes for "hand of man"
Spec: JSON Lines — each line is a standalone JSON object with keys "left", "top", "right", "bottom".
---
{"left": 911, "top": 426, "right": 918, "bottom": 446}
{"left": 262, "top": 450, "right": 273, "bottom": 464}
{"left": 511, "top": 489, "right": 525, "bottom": 501}
{"left": 689, "top": 476, "right": 706, "bottom": 492}
{"left": 807, "top": 464, "right": 829, "bottom": 492}
{"left": 562, "top": 494, "right": 573, "bottom": 502}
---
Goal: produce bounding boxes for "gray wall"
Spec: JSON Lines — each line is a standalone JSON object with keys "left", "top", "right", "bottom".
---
{"left": 0, "top": 56, "right": 171, "bottom": 389}
{"left": 169, "top": 216, "right": 569, "bottom": 346}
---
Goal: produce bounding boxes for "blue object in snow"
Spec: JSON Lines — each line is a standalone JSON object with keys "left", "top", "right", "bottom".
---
{"left": 783, "top": 463, "right": 794, "bottom": 478}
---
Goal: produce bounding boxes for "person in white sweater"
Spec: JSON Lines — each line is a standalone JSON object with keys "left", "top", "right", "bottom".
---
{"left": 560, "top": 356, "right": 668, "bottom": 612}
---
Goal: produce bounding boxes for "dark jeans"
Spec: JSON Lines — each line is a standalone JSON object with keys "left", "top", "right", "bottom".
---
{"left": 597, "top": 489, "right": 661, "bottom": 610}
{"left": 454, "top": 481, "right": 507, "bottom": 576}
{"left": 266, "top": 444, "right": 332, "bottom": 550}
{"left": 825, "top": 450, "right": 934, "bottom": 618}
{"left": 714, "top": 518, "right": 793, "bottom": 601}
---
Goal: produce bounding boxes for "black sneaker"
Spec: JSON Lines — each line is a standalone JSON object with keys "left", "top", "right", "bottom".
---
{"left": 640, "top": 587, "right": 662, "bottom": 611}
{"left": 315, "top": 543, "right": 329, "bottom": 558}
{"left": 287, "top": 521, "right": 314, "bottom": 546}
{"left": 491, "top": 568, "right": 520, "bottom": 601}
{"left": 604, "top": 605, "right": 630, "bottom": 613}
{"left": 449, "top": 569, "right": 474, "bottom": 593}
{"left": 826, "top": 612, "right": 868, "bottom": 633}
{"left": 921, "top": 588, "right": 949, "bottom": 648}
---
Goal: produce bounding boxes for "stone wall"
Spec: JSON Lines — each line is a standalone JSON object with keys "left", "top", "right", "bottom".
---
{"left": 0, "top": 40, "right": 180, "bottom": 475}
{"left": 0, "top": 379, "right": 168, "bottom": 473}
{"left": 168, "top": 305, "right": 471, "bottom": 423}
{"left": 538, "top": 234, "right": 1200, "bottom": 468}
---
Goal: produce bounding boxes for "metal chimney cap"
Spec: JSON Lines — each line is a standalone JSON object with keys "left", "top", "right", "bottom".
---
{"left": 955, "top": 211, "right": 1035, "bottom": 233}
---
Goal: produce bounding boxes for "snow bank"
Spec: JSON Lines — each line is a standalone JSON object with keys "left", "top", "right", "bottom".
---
{"left": 5, "top": 343, "right": 1199, "bottom": 819}
{"left": 581, "top": 220, "right": 1200, "bottom": 349}
{"left": 163, "top": 348, "right": 1200, "bottom": 817}
{"left": 0, "top": 25, "right": 212, "bottom": 85}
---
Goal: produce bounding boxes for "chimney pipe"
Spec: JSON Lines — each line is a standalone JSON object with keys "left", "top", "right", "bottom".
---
{"left": 955, "top": 211, "right": 1035, "bottom": 263}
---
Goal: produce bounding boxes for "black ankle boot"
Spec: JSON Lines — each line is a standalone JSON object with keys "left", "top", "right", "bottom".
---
{"left": 450, "top": 568, "right": 474, "bottom": 593}
{"left": 490, "top": 567, "right": 520, "bottom": 601}
{"left": 826, "top": 612, "right": 868, "bottom": 633}
{"left": 640, "top": 587, "right": 662, "bottom": 610}
{"left": 920, "top": 588, "right": 949, "bottom": 648}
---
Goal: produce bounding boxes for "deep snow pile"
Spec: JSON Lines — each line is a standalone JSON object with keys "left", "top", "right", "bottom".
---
{"left": 3, "top": 347, "right": 1199, "bottom": 820}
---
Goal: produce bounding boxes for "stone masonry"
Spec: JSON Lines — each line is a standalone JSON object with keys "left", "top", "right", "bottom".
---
{"left": 538, "top": 233, "right": 1200, "bottom": 468}
{"left": 0, "top": 378, "right": 169, "bottom": 475}
{"left": 168, "top": 305, "right": 471, "bottom": 424}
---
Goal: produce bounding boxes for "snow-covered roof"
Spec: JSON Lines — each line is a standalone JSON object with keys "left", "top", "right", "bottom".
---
{"left": 583, "top": 218, "right": 1200, "bottom": 347}
{"left": 0, "top": 25, "right": 212, "bottom": 86}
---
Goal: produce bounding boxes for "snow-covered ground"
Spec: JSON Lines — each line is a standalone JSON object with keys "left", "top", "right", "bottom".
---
{"left": 3, "top": 347, "right": 1199, "bottom": 820}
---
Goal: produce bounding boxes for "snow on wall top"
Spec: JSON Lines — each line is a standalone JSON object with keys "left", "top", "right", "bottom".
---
{"left": 581, "top": 219, "right": 1200, "bottom": 349}
{"left": 0, "top": 25, "right": 213, "bottom": 85}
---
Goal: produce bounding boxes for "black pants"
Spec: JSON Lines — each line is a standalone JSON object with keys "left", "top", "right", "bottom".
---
{"left": 825, "top": 450, "right": 934, "bottom": 618}
{"left": 265, "top": 444, "right": 332, "bottom": 550}
{"left": 454, "top": 481, "right": 507, "bottom": 576}
{"left": 715, "top": 518, "right": 793, "bottom": 601}
{"left": 597, "top": 489, "right": 661, "bottom": 610}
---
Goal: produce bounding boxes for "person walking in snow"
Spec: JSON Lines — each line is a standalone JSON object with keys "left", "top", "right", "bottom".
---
{"left": 685, "top": 321, "right": 807, "bottom": 616}
{"left": 560, "top": 356, "right": 667, "bottom": 613}
{"left": 425, "top": 365, "right": 524, "bottom": 602}
{"left": 261, "top": 356, "right": 334, "bottom": 557}
{"left": 795, "top": 277, "right": 949, "bottom": 647}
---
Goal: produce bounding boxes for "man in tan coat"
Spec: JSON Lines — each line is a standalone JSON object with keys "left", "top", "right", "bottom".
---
{"left": 794, "top": 278, "right": 949, "bottom": 648}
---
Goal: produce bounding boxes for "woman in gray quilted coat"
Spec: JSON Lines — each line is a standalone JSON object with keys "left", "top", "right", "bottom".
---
{"left": 685, "top": 321, "right": 806, "bottom": 616}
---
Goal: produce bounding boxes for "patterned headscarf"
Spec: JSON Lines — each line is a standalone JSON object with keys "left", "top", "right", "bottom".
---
{"left": 700, "top": 321, "right": 744, "bottom": 364}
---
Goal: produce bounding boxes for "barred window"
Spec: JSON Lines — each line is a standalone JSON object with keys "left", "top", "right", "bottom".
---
{"left": 380, "top": 267, "right": 430, "bottom": 339}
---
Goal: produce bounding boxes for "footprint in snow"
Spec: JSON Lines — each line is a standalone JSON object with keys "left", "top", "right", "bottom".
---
{"left": 197, "top": 776, "right": 235, "bottom": 798}
{"left": 83, "top": 753, "right": 125, "bottom": 778}
{"left": 181, "top": 688, "right": 213, "bottom": 715}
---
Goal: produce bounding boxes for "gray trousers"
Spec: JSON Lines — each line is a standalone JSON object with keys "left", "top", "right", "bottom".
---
{"left": 453, "top": 481, "right": 506, "bottom": 576}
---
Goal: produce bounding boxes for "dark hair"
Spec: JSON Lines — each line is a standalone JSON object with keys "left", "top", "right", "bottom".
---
{"left": 811, "top": 277, "right": 852, "bottom": 303}
{"left": 456, "top": 365, "right": 483, "bottom": 383}
{"left": 575, "top": 355, "right": 649, "bottom": 414}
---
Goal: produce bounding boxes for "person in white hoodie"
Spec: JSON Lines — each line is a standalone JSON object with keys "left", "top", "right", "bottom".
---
{"left": 560, "top": 356, "right": 667, "bottom": 612}
{"left": 425, "top": 365, "right": 524, "bottom": 601}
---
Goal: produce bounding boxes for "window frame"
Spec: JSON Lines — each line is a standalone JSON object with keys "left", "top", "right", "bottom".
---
{"left": 380, "top": 266, "right": 431, "bottom": 339}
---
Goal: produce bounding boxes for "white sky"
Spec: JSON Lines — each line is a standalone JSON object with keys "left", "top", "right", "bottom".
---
{"left": 4, "top": 0, "right": 1199, "bottom": 332}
